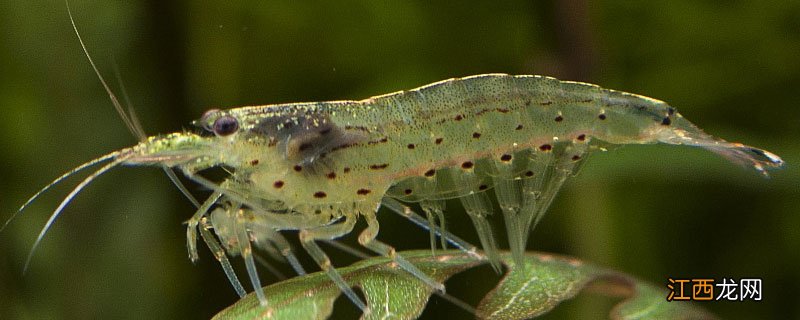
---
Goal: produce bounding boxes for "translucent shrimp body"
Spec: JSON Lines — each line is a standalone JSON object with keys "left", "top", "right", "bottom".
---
{"left": 148, "top": 74, "right": 783, "bottom": 306}
{"left": 17, "top": 74, "right": 783, "bottom": 311}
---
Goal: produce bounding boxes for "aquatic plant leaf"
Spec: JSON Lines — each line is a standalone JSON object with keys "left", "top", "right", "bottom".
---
{"left": 213, "top": 250, "right": 480, "bottom": 320}
{"left": 214, "top": 250, "right": 715, "bottom": 320}
{"left": 477, "top": 253, "right": 716, "bottom": 319}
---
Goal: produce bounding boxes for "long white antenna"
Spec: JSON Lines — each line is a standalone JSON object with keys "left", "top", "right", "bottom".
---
{"left": 24, "top": 157, "right": 128, "bottom": 273}
{"left": 67, "top": 0, "right": 201, "bottom": 208}
{"left": 1, "top": 151, "right": 117, "bottom": 233}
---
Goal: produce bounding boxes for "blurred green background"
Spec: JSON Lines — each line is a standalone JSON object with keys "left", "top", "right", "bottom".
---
{"left": 1, "top": 0, "right": 798, "bottom": 319}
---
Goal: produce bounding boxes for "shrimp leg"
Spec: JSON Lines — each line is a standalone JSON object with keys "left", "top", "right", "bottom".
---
{"left": 248, "top": 223, "right": 306, "bottom": 276}
{"left": 227, "top": 207, "right": 270, "bottom": 306}
{"left": 360, "top": 207, "right": 449, "bottom": 293}
{"left": 298, "top": 213, "right": 367, "bottom": 311}
{"left": 421, "top": 200, "right": 448, "bottom": 255}
{"left": 198, "top": 216, "right": 247, "bottom": 297}
{"left": 186, "top": 191, "right": 222, "bottom": 262}
{"left": 382, "top": 197, "right": 480, "bottom": 258}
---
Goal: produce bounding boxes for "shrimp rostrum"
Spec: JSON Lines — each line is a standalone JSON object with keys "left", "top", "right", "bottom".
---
{"left": 14, "top": 74, "right": 783, "bottom": 311}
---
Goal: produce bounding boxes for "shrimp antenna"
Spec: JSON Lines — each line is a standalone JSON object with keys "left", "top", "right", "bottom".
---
{"left": 24, "top": 156, "right": 129, "bottom": 274}
{"left": 66, "top": 0, "right": 138, "bottom": 139}
{"left": 110, "top": 58, "right": 201, "bottom": 208}
{"left": 162, "top": 168, "right": 202, "bottom": 208}
{"left": 1, "top": 151, "right": 118, "bottom": 233}
{"left": 110, "top": 57, "right": 146, "bottom": 140}
{"left": 67, "top": 0, "right": 201, "bottom": 208}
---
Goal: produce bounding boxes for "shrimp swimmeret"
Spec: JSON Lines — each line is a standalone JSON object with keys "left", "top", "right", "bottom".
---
{"left": 10, "top": 71, "right": 784, "bottom": 311}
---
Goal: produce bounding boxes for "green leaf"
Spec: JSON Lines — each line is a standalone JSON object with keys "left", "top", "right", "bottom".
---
{"left": 477, "top": 253, "right": 716, "bottom": 320}
{"left": 213, "top": 250, "right": 716, "bottom": 320}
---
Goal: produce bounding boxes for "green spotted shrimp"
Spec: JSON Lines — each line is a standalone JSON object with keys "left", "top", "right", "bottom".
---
{"left": 8, "top": 3, "right": 785, "bottom": 314}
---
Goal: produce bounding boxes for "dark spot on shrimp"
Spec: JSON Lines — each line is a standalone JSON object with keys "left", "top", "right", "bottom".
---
{"left": 369, "top": 164, "right": 389, "bottom": 170}
{"left": 539, "top": 101, "right": 552, "bottom": 106}
{"left": 407, "top": 143, "right": 415, "bottom": 149}
{"left": 515, "top": 124, "right": 524, "bottom": 130}
{"left": 250, "top": 159, "right": 259, "bottom": 166}
{"left": 454, "top": 114, "right": 463, "bottom": 121}
{"left": 344, "top": 125, "right": 371, "bottom": 132}
{"left": 326, "top": 172, "right": 336, "bottom": 179}
{"left": 357, "top": 189, "right": 371, "bottom": 195}
{"left": 500, "top": 154, "right": 512, "bottom": 162}
{"left": 667, "top": 107, "right": 676, "bottom": 116}
{"left": 525, "top": 100, "right": 532, "bottom": 106}
{"left": 524, "top": 171, "right": 534, "bottom": 177}
{"left": 367, "top": 137, "right": 388, "bottom": 145}
{"left": 554, "top": 115, "right": 563, "bottom": 122}
{"left": 577, "top": 134, "right": 586, "bottom": 141}
{"left": 424, "top": 169, "right": 436, "bottom": 177}
{"left": 273, "top": 181, "right": 284, "bottom": 188}
{"left": 661, "top": 117, "right": 672, "bottom": 126}
{"left": 343, "top": 167, "right": 351, "bottom": 173}
{"left": 539, "top": 144, "right": 552, "bottom": 151}
{"left": 435, "top": 138, "right": 444, "bottom": 144}
{"left": 293, "top": 165, "right": 303, "bottom": 172}
{"left": 329, "top": 143, "right": 358, "bottom": 153}
{"left": 404, "top": 189, "right": 413, "bottom": 195}
{"left": 581, "top": 98, "right": 593, "bottom": 103}
{"left": 298, "top": 142, "right": 313, "bottom": 152}
{"left": 572, "top": 155, "right": 581, "bottom": 161}
{"left": 254, "top": 113, "right": 366, "bottom": 165}
{"left": 497, "top": 108, "right": 510, "bottom": 113}
{"left": 598, "top": 114, "right": 607, "bottom": 120}
{"left": 472, "top": 132, "right": 481, "bottom": 139}
{"left": 461, "top": 161, "right": 474, "bottom": 169}
{"left": 478, "top": 184, "right": 488, "bottom": 191}
{"left": 313, "top": 191, "right": 327, "bottom": 198}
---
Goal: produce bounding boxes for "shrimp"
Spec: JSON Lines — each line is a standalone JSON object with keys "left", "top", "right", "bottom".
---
{"left": 12, "top": 73, "right": 784, "bottom": 311}
{"left": 8, "top": 2, "right": 785, "bottom": 314}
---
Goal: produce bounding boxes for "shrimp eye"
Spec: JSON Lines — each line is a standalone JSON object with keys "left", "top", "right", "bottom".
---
{"left": 213, "top": 116, "right": 239, "bottom": 136}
